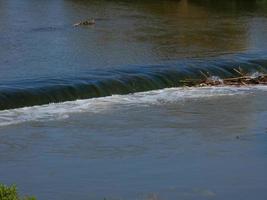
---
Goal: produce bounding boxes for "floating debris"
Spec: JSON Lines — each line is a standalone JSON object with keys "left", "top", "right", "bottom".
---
{"left": 73, "top": 19, "right": 95, "bottom": 27}
{"left": 180, "top": 68, "right": 267, "bottom": 87}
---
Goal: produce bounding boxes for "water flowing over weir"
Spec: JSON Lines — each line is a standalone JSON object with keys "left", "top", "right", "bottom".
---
{"left": 1, "top": 53, "right": 267, "bottom": 111}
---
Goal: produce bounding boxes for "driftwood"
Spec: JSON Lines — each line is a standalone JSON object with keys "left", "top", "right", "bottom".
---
{"left": 73, "top": 19, "right": 95, "bottom": 27}
{"left": 180, "top": 69, "right": 267, "bottom": 87}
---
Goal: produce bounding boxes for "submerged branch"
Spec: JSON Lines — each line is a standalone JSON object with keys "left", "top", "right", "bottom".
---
{"left": 180, "top": 71, "right": 267, "bottom": 87}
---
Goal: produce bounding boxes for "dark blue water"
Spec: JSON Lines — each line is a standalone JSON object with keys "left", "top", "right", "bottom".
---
{"left": 1, "top": 53, "right": 267, "bottom": 110}
{"left": 1, "top": 0, "right": 267, "bottom": 200}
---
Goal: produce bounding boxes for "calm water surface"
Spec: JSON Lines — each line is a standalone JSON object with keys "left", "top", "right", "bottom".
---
{"left": 1, "top": 0, "right": 267, "bottom": 200}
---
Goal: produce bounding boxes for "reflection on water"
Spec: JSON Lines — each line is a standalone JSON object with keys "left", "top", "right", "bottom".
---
{"left": 189, "top": 0, "right": 267, "bottom": 13}
{"left": 1, "top": 0, "right": 267, "bottom": 81}
{"left": 129, "top": 0, "right": 249, "bottom": 58}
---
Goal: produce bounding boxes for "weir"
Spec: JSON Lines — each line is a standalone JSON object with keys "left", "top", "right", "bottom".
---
{"left": 0, "top": 55, "right": 267, "bottom": 111}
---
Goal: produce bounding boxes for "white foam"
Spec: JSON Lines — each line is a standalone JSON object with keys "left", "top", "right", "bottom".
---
{"left": 0, "top": 86, "right": 266, "bottom": 127}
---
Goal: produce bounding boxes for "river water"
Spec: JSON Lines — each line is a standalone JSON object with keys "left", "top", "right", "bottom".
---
{"left": 1, "top": 0, "right": 267, "bottom": 200}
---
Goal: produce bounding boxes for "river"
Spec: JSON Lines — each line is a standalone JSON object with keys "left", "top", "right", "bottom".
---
{"left": 0, "top": 0, "right": 267, "bottom": 199}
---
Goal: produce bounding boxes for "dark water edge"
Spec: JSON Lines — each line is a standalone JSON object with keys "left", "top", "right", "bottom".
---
{"left": 1, "top": 53, "right": 267, "bottom": 110}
